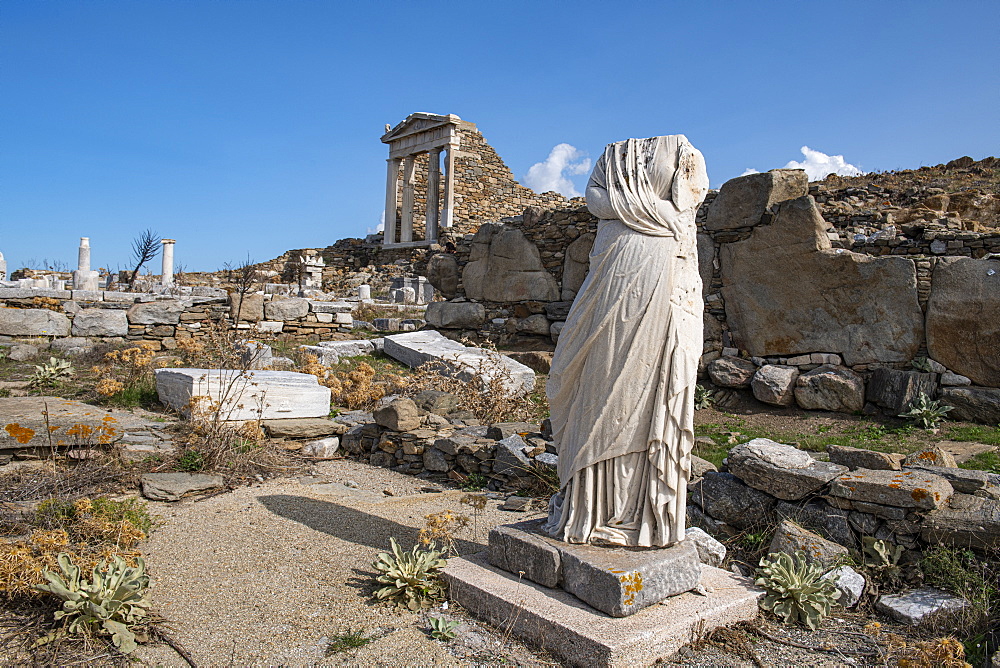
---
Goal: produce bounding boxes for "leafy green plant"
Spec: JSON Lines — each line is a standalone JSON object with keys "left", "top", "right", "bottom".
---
{"left": 959, "top": 450, "right": 1000, "bottom": 474}
{"left": 326, "top": 627, "right": 372, "bottom": 654}
{"left": 861, "top": 537, "right": 904, "bottom": 582}
{"left": 33, "top": 553, "right": 150, "bottom": 653}
{"left": 911, "top": 357, "right": 934, "bottom": 373}
{"left": 372, "top": 537, "right": 446, "bottom": 610}
{"left": 694, "top": 384, "right": 716, "bottom": 410}
{"left": 899, "top": 392, "right": 953, "bottom": 429}
{"left": 175, "top": 448, "right": 206, "bottom": 472}
{"left": 28, "top": 357, "right": 74, "bottom": 388}
{"left": 428, "top": 616, "right": 460, "bottom": 641}
{"left": 458, "top": 472, "right": 488, "bottom": 491}
{"left": 755, "top": 551, "right": 841, "bottom": 630}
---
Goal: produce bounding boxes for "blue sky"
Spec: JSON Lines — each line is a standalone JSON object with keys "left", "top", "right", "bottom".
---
{"left": 2, "top": 1, "right": 998, "bottom": 272}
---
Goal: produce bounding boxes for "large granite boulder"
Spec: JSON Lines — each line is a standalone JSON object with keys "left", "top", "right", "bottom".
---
{"left": 726, "top": 438, "right": 847, "bottom": 501}
{"left": 688, "top": 471, "right": 777, "bottom": 530}
{"left": 751, "top": 365, "right": 799, "bottom": 406}
{"left": 768, "top": 519, "right": 848, "bottom": 568}
{"left": 154, "top": 368, "right": 331, "bottom": 421}
{"left": 920, "top": 493, "right": 1000, "bottom": 551}
{"left": 229, "top": 293, "right": 264, "bottom": 322}
{"left": 264, "top": 298, "right": 309, "bottom": 321}
{"left": 720, "top": 196, "right": 923, "bottom": 365}
{"left": 940, "top": 387, "right": 1000, "bottom": 425}
{"left": 72, "top": 308, "right": 128, "bottom": 337}
{"left": 462, "top": 224, "right": 559, "bottom": 302}
{"left": 866, "top": 368, "right": 938, "bottom": 414}
{"left": 793, "top": 365, "right": 865, "bottom": 413}
{"left": 561, "top": 233, "right": 594, "bottom": 300}
{"left": 925, "top": 257, "right": 1000, "bottom": 386}
{"left": 425, "top": 302, "right": 486, "bottom": 329}
{"left": 127, "top": 300, "right": 184, "bottom": 325}
{"left": 0, "top": 308, "right": 70, "bottom": 336}
{"left": 425, "top": 253, "right": 460, "bottom": 299}
{"left": 705, "top": 169, "right": 808, "bottom": 231}
{"left": 828, "top": 444, "right": 904, "bottom": 471}
{"left": 707, "top": 356, "right": 757, "bottom": 388}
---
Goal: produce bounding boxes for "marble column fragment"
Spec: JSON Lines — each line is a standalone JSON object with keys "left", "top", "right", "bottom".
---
{"left": 73, "top": 237, "right": 100, "bottom": 291}
{"left": 161, "top": 239, "right": 176, "bottom": 286}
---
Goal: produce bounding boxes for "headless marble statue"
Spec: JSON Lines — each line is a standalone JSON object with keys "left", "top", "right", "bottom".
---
{"left": 542, "top": 135, "right": 709, "bottom": 548}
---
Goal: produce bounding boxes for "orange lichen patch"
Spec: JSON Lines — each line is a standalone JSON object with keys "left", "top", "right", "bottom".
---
{"left": 3, "top": 424, "right": 36, "bottom": 444}
{"left": 912, "top": 488, "right": 929, "bottom": 502}
{"left": 619, "top": 571, "right": 644, "bottom": 606}
{"left": 889, "top": 483, "right": 901, "bottom": 489}
{"left": 918, "top": 451, "right": 939, "bottom": 462}
{"left": 48, "top": 426, "right": 60, "bottom": 432}
{"left": 102, "top": 415, "right": 117, "bottom": 423}
{"left": 66, "top": 424, "right": 95, "bottom": 439}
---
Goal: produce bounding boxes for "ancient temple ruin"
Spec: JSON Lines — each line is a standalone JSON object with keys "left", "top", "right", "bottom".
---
{"left": 380, "top": 112, "right": 575, "bottom": 247}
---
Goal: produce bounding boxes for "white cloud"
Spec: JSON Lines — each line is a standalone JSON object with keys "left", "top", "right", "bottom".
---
{"left": 740, "top": 168, "right": 760, "bottom": 176}
{"left": 366, "top": 210, "right": 384, "bottom": 236}
{"left": 524, "top": 143, "right": 591, "bottom": 197}
{"left": 784, "top": 146, "right": 863, "bottom": 180}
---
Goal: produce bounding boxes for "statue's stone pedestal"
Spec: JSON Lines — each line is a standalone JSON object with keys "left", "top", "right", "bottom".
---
{"left": 488, "top": 519, "right": 701, "bottom": 617}
{"left": 443, "top": 549, "right": 762, "bottom": 667}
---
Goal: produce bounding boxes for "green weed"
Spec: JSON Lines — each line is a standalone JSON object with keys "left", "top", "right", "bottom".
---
{"left": 946, "top": 425, "right": 1000, "bottom": 446}
{"left": 175, "top": 449, "right": 206, "bottom": 472}
{"left": 959, "top": 450, "right": 1000, "bottom": 474}
{"left": 326, "top": 628, "right": 372, "bottom": 654}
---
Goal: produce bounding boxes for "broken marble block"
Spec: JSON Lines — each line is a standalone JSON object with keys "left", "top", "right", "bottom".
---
{"left": 383, "top": 330, "right": 535, "bottom": 395}
{"left": 726, "top": 438, "right": 847, "bottom": 500}
{"left": 876, "top": 587, "right": 968, "bottom": 625}
{"left": 154, "top": 368, "right": 331, "bottom": 421}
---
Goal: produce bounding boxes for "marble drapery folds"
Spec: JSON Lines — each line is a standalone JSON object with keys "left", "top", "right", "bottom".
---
{"left": 542, "top": 135, "right": 709, "bottom": 547}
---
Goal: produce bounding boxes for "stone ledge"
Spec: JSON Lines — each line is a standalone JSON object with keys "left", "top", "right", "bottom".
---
{"left": 443, "top": 550, "right": 762, "bottom": 668}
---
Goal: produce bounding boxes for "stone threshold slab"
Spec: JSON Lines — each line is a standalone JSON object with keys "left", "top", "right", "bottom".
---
{"left": 443, "top": 550, "right": 762, "bottom": 668}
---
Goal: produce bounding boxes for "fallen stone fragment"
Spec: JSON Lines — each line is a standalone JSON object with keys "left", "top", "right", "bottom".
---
{"left": 823, "top": 565, "right": 865, "bottom": 607}
{"left": 866, "top": 368, "right": 937, "bottom": 414}
{"left": 684, "top": 526, "right": 726, "bottom": 568}
{"left": 8, "top": 344, "right": 38, "bottom": 362}
{"left": 793, "top": 365, "right": 865, "bottom": 413}
{"left": 828, "top": 468, "right": 953, "bottom": 510}
{"left": 411, "top": 389, "right": 461, "bottom": 416}
{"left": 726, "top": 438, "right": 847, "bottom": 501}
{"left": 939, "top": 387, "right": 1000, "bottom": 425}
{"left": 903, "top": 446, "right": 957, "bottom": 468}
{"left": 688, "top": 472, "right": 777, "bottom": 531}
{"left": 373, "top": 397, "right": 421, "bottom": 432}
{"left": 827, "top": 444, "right": 904, "bottom": 471}
{"left": 263, "top": 418, "right": 346, "bottom": 439}
{"left": 876, "top": 587, "right": 968, "bottom": 625}
{"left": 751, "top": 365, "right": 799, "bottom": 406}
{"left": 904, "top": 464, "right": 991, "bottom": 494}
{"left": 500, "top": 496, "right": 546, "bottom": 512}
{"left": 493, "top": 434, "right": 532, "bottom": 477}
{"left": 920, "top": 493, "right": 1000, "bottom": 550}
{"left": 767, "top": 519, "right": 848, "bottom": 568}
{"left": 707, "top": 356, "right": 757, "bottom": 389}
{"left": 486, "top": 422, "right": 539, "bottom": 441}
{"left": 300, "top": 437, "right": 339, "bottom": 459}
{"left": 690, "top": 454, "right": 718, "bottom": 479}
{"left": 140, "top": 472, "right": 224, "bottom": 501}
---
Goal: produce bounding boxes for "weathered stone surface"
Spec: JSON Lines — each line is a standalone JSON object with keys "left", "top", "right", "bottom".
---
{"left": 925, "top": 257, "right": 1000, "bottom": 386}
{"left": 424, "top": 253, "right": 460, "bottom": 299}
{"left": 920, "top": 493, "right": 1000, "bottom": 550}
{"left": 688, "top": 472, "right": 777, "bottom": 530}
{"left": 72, "top": 308, "right": 128, "bottom": 337}
{"left": 707, "top": 356, "right": 757, "bottom": 389}
{"left": 229, "top": 293, "right": 264, "bottom": 322}
{"left": 866, "top": 368, "right": 938, "bottom": 414}
{"left": 905, "top": 464, "right": 992, "bottom": 494}
{"left": 776, "top": 501, "right": 855, "bottom": 548}
{"left": 493, "top": 434, "right": 531, "bottom": 476}
{"left": 488, "top": 520, "right": 562, "bottom": 588}
{"left": 8, "top": 344, "right": 38, "bottom": 362}
{"left": 727, "top": 438, "right": 847, "bottom": 501}
{"left": 383, "top": 331, "right": 535, "bottom": 395}
{"left": 793, "top": 365, "right": 865, "bottom": 413}
{"left": 373, "top": 397, "right": 421, "bottom": 432}
{"left": 307, "top": 301, "right": 352, "bottom": 314}
{"left": 516, "top": 314, "right": 551, "bottom": 336}
{"left": 828, "top": 444, "right": 904, "bottom": 471}
{"left": 462, "top": 223, "right": 559, "bottom": 302}
{"left": 561, "top": 540, "right": 701, "bottom": 618}
{"left": 126, "top": 300, "right": 184, "bottom": 325}
{"left": 824, "top": 566, "right": 865, "bottom": 608}
{"left": 424, "top": 302, "right": 486, "bottom": 329}
{"left": 685, "top": 527, "right": 726, "bottom": 568}
{"left": 697, "top": 233, "right": 715, "bottom": 289}
{"left": 941, "top": 372, "right": 971, "bottom": 386}
{"left": 561, "top": 232, "right": 594, "bottom": 300}
{"left": 411, "top": 389, "right": 460, "bottom": 415}
{"left": 543, "top": 301, "right": 573, "bottom": 320}
{"left": 298, "top": 345, "right": 339, "bottom": 366}
{"left": 154, "top": 368, "right": 331, "bottom": 421}
{"left": 444, "top": 550, "right": 762, "bottom": 668}
{"left": 903, "top": 446, "right": 957, "bottom": 469}
{"left": 315, "top": 339, "right": 375, "bottom": 358}
{"left": 751, "top": 365, "right": 799, "bottom": 406}
{"left": 768, "top": 519, "right": 848, "bottom": 568}
{"left": 507, "top": 351, "right": 553, "bottom": 375}
{"left": 49, "top": 337, "right": 94, "bottom": 356}
{"left": 0, "top": 308, "right": 71, "bottom": 337}
{"left": 301, "top": 437, "right": 339, "bottom": 459}
{"left": 828, "top": 468, "right": 953, "bottom": 510}
{"left": 264, "top": 298, "right": 309, "bottom": 321}
{"left": 705, "top": 169, "right": 808, "bottom": 231}
{"left": 876, "top": 588, "right": 968, "bottom": 625}
{"left": 721, "top": 196, "right": 923, "bottom": 365}
{"left": 486, "top": 422, "right": 539, "bottom": 440}
{"left": 422, "top": 447, "right": 450, "bottom": 472}
{"left": 940, "top": 387, "right": 1000, "bottom": 425}
{"left": 262, "top": 418, "right": 345, "bottom": 439}
{"left": 140, "top": 472, "right": 223, "bottom": 501}
{"left": 690, "top": 454, "right": 718, "bottom": 479}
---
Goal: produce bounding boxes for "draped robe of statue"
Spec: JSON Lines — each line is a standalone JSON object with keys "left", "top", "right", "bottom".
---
{"left": 542, "top": 135, "right": 709, "bottom": 548}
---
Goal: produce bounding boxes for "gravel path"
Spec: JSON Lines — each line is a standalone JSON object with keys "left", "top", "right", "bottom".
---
{"left": 136, "top": 459, "right": 553, "bottom": 666}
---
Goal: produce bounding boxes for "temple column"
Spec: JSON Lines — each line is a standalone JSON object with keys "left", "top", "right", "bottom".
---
{"left": 442, "top": 145, "right": 456, "bottom": 229}
{"left": 400, "top": 155, "right": 416, "bottom": 243}
{"left": 161, "top": 239, "right": 176, "bottom": 286}
{"left": 383, "top": 157, "right": 401, "bottom": 245}
{"left": 426, "top": 149, "right": 442, "bottom": 241}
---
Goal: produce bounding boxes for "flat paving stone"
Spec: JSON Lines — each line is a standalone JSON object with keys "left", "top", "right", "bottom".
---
{"left": 876, "top": 587, "right": 968, "bottom": 625}
{"left": 827, "top": 468, "right": 953, "bottom": 510}
{"left": 444, "top": 550, "right": 762, "bottom": 667}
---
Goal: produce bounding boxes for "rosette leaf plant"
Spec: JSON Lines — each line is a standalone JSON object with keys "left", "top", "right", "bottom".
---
{"left": 755, "top": 550, "right": 840, "bottom": 630}
{"left": 372, "top": 537, "right": 447, "bottom": 610}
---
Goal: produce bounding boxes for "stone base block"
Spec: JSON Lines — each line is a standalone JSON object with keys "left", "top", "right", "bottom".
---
{"left": 489, "top": 519, "right": 701, "bottom": 617}
{"left": 443, "top": 551, "right": 761, "bottom": 668}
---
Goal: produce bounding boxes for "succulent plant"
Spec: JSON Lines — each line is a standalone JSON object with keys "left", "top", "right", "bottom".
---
{"left": 28, "top": 357, "right": 74, "bottom": 387}
{"left": 911, "top": 357, "right": 934, "bottom": 373}
{"left": 372, "top": 537, "right": 447, "bottom": 610}
{"left": 899, "top": 392, "right": 953, "bottom": 429}
{"left": 428, "top": 615, "right": 460, "bottom": 641}
{"left": 694, "top": 384, "right": 716, "bottom": 410}
{"left": 862, "top": 536, "right": 904, "bottom": 580}
{"left": 34, "top": 552, "right": 150, "bottom": 653}
{"left": 755, "top": 551, "right": 841, "bottom": 630}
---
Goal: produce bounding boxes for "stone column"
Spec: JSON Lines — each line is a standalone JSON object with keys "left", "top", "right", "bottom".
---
{"left": 400, "top": 155, "right": 416, "bottom": 243}
{"left": 383, "top": 157, "right": 401, "bottom": 246}
{"left": 161, "top": 239, "right": 176, "bottom": 286}
{"left": 0, "top": 251, "right": 6, "bottom": 281}
{"left": 426, "top": 149, "right": 442, "bottom": 241}
{"left": 442, "top": 145, "right": 456, "bottom": 229}
{"left": 78, "top": 237, "right": 91, "bottom": 272}
{"left": 73, "top": 237, "right": 99, "bottom": 291}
